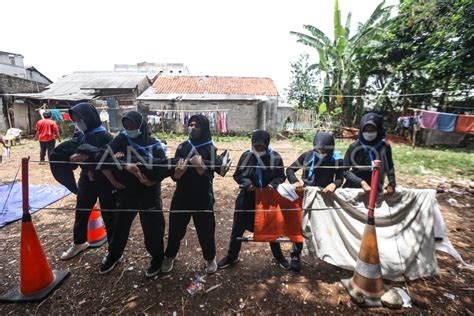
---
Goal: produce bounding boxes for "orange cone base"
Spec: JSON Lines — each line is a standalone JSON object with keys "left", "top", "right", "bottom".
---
{"left": 88, "top": 236, "right": 107, "bottom": 248}
{"left": 0, "top": 269, "right": 69, "bottom": 303}
{"left": 341, "top": 277, "right": 385, "bottom": 308}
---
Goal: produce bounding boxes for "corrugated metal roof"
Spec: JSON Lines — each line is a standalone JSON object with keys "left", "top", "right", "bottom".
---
{"left": 12, "top": 71, "right": 149, "bottom": 101}
{"left": 137, "top": 76, "right": 278, "bottom": 101}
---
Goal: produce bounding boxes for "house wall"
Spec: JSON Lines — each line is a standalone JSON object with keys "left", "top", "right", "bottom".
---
{"left": 0, "top": 98, "right": 5, "bottom": 131}
{"left": 0, "top": 54, "right": 24, "bottom": 67}
{"left": 96, "top": 90, "right": 140, "bottom": 131}
{"left": 12, "top": 102, "right": 42, "bottom": 133}
{"left": 0, "top": 74, "right": 49, "bottom": 132}
{"left": 138, "top": 97, "right": 279, "bottom": 135}
{"left": 26, "top": 69, "right": 52, "bottom": 85}
{"left": 0, "top": 63, "right": 27, "bottom": 78}
{"left": 277, "top": 106, "right": 295, "bottom": 130}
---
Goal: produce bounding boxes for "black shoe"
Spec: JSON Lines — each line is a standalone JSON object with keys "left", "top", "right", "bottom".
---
{"left": 99, "top": 254, "right": 123, "bottom": 274}
{"left": 275, "top": 256, "right": 290, "bottom": 270}
{"left": 146, "top": 259, "right": 161, "bottom": 278}
{"left": 290, "top": 256, "right": 301, "bottom": 272}
{"left": 217, "top": 256, "right": 240, "bottom": 269}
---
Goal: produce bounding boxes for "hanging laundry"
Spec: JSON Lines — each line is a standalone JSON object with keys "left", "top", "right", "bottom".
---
{"left": 217, "top": 111, "right": 223, "bottom": 132}
{"left": 419, "top": 110, "right": 439, "bottom": 129}
{"left": 147, "top": 115, "right": 161, "bottom": 125}
{"left": 50, "top": 109, "right": 63, "bottom": 121}
{"left": 436, "top": 112, "right": 458, "bottom": 132}
{"left": 99, "top": 110, "right": 110, "bottom": 122}
{"left": 61, "top": 113, "right": 72, "bottom": 121}
{"left": 454, "top": 114, "right": 474, "bottom": 134}
{"left": 223, "top": 111, "right": 228, "bottom": 133}
{"left": 39, "top": 109, "right": 46, "bottom": 119}
{"left": 208, "top": 112, "right": 217, "bottom": 132}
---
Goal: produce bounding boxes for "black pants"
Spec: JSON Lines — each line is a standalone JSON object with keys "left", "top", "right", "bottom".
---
{"left": 291, "top": 243, "right": 303, "bottom": 257}
{"left": 40, "top": 139, "right": 55, "bottom": 161}
{"left": 74, "top": 180, "right": 117, "bottom": 246}
{"left": 165, "top": 211, "right": 216, "bottom": 261}
{"left": 226, "top": 209, "right": 283, "bottom": 260}
{"left": 109, "top": 205, "right": 165, "bottom": 264}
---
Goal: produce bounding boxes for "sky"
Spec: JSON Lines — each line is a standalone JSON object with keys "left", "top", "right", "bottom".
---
{"left": 1, "top": 0, "right": 398, "bottom": 96}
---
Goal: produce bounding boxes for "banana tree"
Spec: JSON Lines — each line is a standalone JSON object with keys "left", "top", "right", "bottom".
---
{"left": 290, "top": 0, "right": 392, "bottom": 125}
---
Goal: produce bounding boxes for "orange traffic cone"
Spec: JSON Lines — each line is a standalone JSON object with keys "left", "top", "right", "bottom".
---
{"left": 0, "top": 158, "right": 69, "bottom": 302}
{"left": 342, "top": 160, "right": 387, "bottom": 307}
{"left": 87, "top": 206, "right": 107, "bottom": 248}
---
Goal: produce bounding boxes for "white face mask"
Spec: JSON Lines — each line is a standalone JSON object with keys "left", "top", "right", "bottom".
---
{"left": 253, "top": 150, "right": 266, "bottom": 157}
{"left": 363, "top": 131, "right": 377, "bottom": 142}
{"left": 125, "top": 129, "right": 141, "bottom": 138}
{"left": 75, "top": 120, "right": 88, "bottom": 132}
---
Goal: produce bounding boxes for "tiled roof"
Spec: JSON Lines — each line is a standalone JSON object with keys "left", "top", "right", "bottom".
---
{"left": 151, "top": 76, "right": 278, "bottom": 96}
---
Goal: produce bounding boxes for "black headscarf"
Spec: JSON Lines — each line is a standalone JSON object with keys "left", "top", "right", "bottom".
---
{"left": 188, "top": 114, "right": 211, "bottom": 145}
{"left": 313, "top": 131, "right": 335, "bottom": 157}
{"left": 69, "top": 102, "right": 102, "bottom": 132}
{"left": 122, "top": 111, "right": 149, "bottom": 146}
{"left": 359, "top": 112, "right": 386, "bottom": 146}
{"left": 251, "top": 130, "right": 270, "bottom": 151}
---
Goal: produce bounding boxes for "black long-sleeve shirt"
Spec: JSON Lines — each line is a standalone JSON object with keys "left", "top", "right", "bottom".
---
{"left": 82, "top": 133, "right": 172, "bottom": 198}
{"left": 233, "top": 150, "right": 286, "bottom": 190}
{"left": 286, "top": 150, "right": 344, "bottom": 188}
{"left": 170, "top": 140, "right": 218, "bottom": 210}
{"left": 343, "top": 140, "right": 396, "bottom": 191}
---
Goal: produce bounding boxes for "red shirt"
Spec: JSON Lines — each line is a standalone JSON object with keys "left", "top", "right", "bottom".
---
{"left": 36, "top": 119, "right": 59, "bottom": 142}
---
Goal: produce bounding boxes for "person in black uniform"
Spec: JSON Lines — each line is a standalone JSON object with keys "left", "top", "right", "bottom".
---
{"left": 91, "top": 111, "right": 173, "bottom": 277}
{"left": 217, "top": 130, "right": 289, "bottom": 270}
{"left": 161, "top": 114, "right": 219, "bottom": 274}
{"left": 343, "top": 112, "right": 396, "bottom": 194}
{"left": 286, "top": 131, "right": 344, "bottom": 271}
{"left": 59, "top": 102, "right": 117, "bottom": 261}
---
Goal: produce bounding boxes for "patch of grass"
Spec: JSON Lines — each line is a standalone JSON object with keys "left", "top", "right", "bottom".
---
{"left": 392, "top": 146, "right": 474, "bottom": 180}
{"left": 290, "top": 135, "right": 474, "bottom": 180}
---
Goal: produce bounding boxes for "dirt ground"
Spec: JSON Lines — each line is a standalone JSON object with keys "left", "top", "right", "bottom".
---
{"left": 0, "top": 139, "right": 472, "bottom": 315}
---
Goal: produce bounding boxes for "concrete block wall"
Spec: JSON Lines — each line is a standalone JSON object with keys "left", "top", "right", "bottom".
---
{"left": 138, "top": 100, "right": 260, "bottom": 134}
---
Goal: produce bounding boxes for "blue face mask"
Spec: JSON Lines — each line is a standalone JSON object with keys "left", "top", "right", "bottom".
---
{"left": 125, "top": 129, "right": 141, "bottom": 138}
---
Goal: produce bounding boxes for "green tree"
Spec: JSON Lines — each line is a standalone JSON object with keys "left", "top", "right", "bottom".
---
{"left": 290, "top": 0, "right": 392, "bottom": 125}
{"left": 364, "top": 0, "right": 474, "bottom": 114}
{"left": 286, "top": 53, "right": 319, "bottom": 109}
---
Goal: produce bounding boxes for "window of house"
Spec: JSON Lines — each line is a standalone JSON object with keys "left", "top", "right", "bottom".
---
{"left": 9, "top": 56, "right": 15, "bottom": 65}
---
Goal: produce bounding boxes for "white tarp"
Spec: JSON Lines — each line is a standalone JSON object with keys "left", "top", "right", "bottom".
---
{"left": 302, "top": 187, "right": 472, "bottom": 282}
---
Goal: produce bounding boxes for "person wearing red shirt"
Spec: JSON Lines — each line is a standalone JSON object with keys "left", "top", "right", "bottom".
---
{"left": 35, "top": 110, "right": 61, "bottom": 164}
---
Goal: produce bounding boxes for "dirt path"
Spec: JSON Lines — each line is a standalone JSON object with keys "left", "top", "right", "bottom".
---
{"left": 0, "top": 139, "right": 472, "bottom": 315}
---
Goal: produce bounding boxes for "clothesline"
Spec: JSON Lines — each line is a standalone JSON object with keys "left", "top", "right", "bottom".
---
{"left": 149, "top": 109, "right": 229, "bottom": 133}
{"left": 29, "top": 160, "right": 372, "bottom": 170}
{"left": 155, "top": 109, "right": 230, "bottom": 113}
{"left": 405, "top": 108, "right": 474, "bottom": 135}
{"left": 320, "top": 89, "right": 471, "bottom": 98}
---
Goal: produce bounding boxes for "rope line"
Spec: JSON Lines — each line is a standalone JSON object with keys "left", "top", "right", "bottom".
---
{"left": 1, "top": 164, "right": 21, "bottom": 215}
{"left": 28, "top": 206, "right": 369, "bottom": 213}
{"left": 319, "top": 89, "right": 472, "bottom": 98}
{"left": 29, "top": 160, "right": 371, "bottom": 170}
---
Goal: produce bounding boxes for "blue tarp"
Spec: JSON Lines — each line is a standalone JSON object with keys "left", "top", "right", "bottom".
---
{"left": 0, "top": 183, "right": 70, "bottom": 228}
